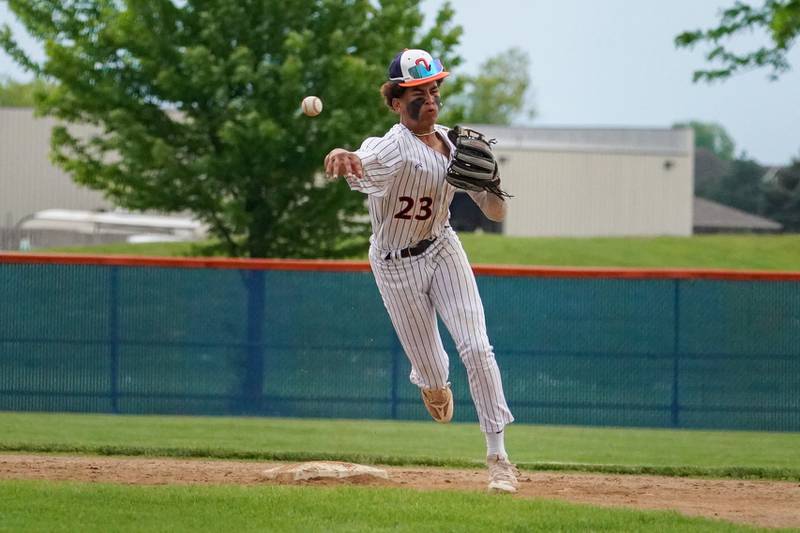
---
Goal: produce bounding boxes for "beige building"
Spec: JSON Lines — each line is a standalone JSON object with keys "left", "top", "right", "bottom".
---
{"left": 467, "top": 124, "right": 695, "bottom": 237}
{"left": 0, "top": 107, "right": 111, "bottom": 228}
{"left": 0, "top": 108, "right": 207, "bottom": 249}
{"left": 1, "top": 108, "right": 694, "bottom": 243}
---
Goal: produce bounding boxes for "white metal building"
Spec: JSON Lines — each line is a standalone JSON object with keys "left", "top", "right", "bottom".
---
{"left": 0, "top": 107, "right": 112, "bottom": 227}
{"left": 1, "top": 108, "right": 694, "bottom": 240}
{"left": 467, "top": 124, "right": 695, "bottom": 237}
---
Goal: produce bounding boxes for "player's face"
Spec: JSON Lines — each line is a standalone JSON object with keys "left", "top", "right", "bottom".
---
{"left": 396, "top": 81, "right": 441, "bottom": 125}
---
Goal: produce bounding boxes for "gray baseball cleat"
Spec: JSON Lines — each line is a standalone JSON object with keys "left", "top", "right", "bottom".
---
{"left": 487, "top": 454, "right": 519, "bottom": 494}
{"left": 420, "top": 384, "right": 453, "bottom": 423}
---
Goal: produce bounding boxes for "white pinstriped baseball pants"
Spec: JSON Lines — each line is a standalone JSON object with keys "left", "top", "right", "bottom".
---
{"left": 369, "top": 229, "right": 514, "bottom": 433}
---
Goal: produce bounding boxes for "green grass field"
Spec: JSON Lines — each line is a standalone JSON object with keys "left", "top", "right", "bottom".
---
{"left": 456, "top": 233, "right": 800, "bottom": 270}
{"left": 2, "top": 413, "right": 798, "bottom": 480}
{"left": 43, "top": 234, "right": 800, "bottom": 271}
{"left": 1, "top": 480, "right": 762, "bottom": 533}
{"left": 3, "top": 413, "right": 794, "bottom": 532}
{"left": 12, "top": 235, "right": 800, "bottom": 530}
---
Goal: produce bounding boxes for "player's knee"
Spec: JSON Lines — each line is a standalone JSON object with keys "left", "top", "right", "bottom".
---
{"left": 457, "top": 338, "right": 495, "bottom": 369}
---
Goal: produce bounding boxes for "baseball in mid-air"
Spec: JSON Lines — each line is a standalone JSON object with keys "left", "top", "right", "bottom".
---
{"left": 301, "top": 96, "right": 323, "bottom": 117}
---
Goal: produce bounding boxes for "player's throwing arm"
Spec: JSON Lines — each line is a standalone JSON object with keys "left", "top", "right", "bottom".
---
{"left": 325, "top": 149, "right": 363, "bottom": 180}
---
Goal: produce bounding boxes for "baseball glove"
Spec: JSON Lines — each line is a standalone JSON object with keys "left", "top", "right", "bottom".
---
{"left": 446, "top": 126, "right": 511, "bottom": 198}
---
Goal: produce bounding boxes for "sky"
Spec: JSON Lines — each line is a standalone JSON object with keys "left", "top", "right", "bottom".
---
{"left": 2, "top": 0, "right": 799, "bottom": 164}
{"left": 420, "top": 0, "right": 800, "bottom": 165}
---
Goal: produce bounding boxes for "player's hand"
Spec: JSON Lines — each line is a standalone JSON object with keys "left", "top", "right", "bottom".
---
{"left": 325, "top": 149, "right": 363, "bottom": 180}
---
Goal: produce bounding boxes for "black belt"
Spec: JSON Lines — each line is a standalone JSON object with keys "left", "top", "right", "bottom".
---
{"left": 385, "top": 238, "right": 436, "bottom": 260}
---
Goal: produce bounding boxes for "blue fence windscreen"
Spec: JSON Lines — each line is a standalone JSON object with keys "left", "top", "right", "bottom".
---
{"left": 0, "top": 262, "right": 798, "bottom": 431}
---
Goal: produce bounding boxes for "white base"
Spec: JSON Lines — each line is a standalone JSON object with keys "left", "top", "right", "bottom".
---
{"left": 262, "top": 461, "right": 389, "bottom": 482}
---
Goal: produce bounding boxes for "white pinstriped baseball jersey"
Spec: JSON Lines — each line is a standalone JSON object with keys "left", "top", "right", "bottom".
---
{"left": 346, "top": 123, "right": 457, "bottom": 255}
{"left": 345, "top": 122, "right": 514, "bottom": 434}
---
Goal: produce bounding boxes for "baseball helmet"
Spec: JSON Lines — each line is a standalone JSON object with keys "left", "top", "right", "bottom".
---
{"left": 388, "top": 49, "right": 449, "bottom": 87}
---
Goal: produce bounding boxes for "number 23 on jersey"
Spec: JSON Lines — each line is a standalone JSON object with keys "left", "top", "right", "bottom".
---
{"left": 394, "top": 196, "right": 433, "bottom": 220}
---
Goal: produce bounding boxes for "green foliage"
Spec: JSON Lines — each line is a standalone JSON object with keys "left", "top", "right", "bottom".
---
{"left": 0, "top": 76, "right": 51, "bottom": 107}
{"left": 0, "top": 0, "right": 463, "bottom": 258}
{"left": 675, "top": 0, "right": 800, "bottom": 82}
{"left": 761, "top": 158, "right": 800, "bottom": 230}
{"left": 673, "top": 120, "right": 737, "bottom": 161}
{"left": 679, "top": 120, "right": 798, "bottom": 229}
{"left": 441, "top": 46, "right": 534, "bottom": 125}
{"left": 692, "top": 151, "right": 800, "bottom": 232}
{"left": 699, "top": 157, "right": 766, "bottom": 214}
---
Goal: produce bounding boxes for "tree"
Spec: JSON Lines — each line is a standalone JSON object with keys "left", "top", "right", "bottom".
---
{"left": 676, "top": 0, "right": 800, "bottom": 82}
{"left": 441, "top": 47, "right": 534, "bottom": 125}
{"left": 674, "top": 120, "right": 737, "bottom": 160}
{"left": 0, "top": 76, "right": 51, "bottom": 107}
{"left": 0, "top": 0, "right": 462, "bottom": 258}
{"left": 761, "top": 158, "right": 800, "bottom": 230}
{"left": 693, "top": 147, "right": 733, "bottom": 198}
{"left": 711, "top": 157, "right": 766, "bottom": 214}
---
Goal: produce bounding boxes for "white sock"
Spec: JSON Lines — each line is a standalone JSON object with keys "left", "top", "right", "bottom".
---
{"left": 484, "top": 429, "right": 507, "bottom": 458}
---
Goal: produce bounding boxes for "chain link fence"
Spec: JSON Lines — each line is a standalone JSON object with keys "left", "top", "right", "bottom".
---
{"left": 0, "top": 259, "right": 797, "bottom": 431}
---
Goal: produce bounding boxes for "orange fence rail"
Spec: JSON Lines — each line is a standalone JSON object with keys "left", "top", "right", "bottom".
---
{"left": 1, "top": 252, "right": 799, "bottom": 281}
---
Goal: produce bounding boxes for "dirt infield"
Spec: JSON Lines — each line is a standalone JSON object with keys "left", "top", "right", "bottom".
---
{"left": 2, "top": 454, "right": 799, "bottom": 529}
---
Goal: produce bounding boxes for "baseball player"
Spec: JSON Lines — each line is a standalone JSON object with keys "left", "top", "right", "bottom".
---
{"left": 324, "top": 49, "right": 518, "bottom": 493}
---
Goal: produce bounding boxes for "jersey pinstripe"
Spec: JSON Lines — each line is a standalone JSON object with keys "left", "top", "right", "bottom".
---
{"left": 346, "top": 121, "right": 514, "bottom": 434}
{"left": 368, "top": 231, "right": 514, "bottom": 433}
{"left": 347, "top": 123, "right": 456, "bottom": 255}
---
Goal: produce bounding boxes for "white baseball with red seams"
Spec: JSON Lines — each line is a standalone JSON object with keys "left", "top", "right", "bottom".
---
{"left": 301, "top": 96, "right": 323, "bottom": 116}
{"left": 345, "top": 122, "right": 514, "bottom": 434}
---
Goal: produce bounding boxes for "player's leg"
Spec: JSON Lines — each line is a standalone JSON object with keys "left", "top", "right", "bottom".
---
{"left": 430, "top": 232, "right": 518, "bottom": 492}
{"left": 369, "top": 253, "right": 450, "bottom": 392}
{"left": 429, "top": 234, "right": 513, "bottom": 433}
